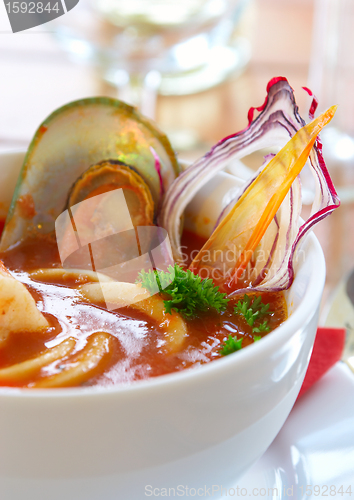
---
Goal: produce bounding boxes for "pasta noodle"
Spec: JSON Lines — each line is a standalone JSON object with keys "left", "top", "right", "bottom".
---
{"left": 33, "top": 332, "right": 113, "bottom": 388}
{"left": 30, "top": 268, "right": 114, "bottom": 284}
{"left": 0, "top": 337, "right": 76, "bottom": 382}
{"left": 79, "top": 282, "right": 188, "bottom": 353}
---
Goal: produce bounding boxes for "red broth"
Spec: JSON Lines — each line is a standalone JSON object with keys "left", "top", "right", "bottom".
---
{"left": 0, "top": 233, "right": 287, "bottom": 388}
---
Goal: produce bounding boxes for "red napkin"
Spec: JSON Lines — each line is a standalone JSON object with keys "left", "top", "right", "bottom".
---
{"left": 297, "top": 326, "right": 346, "bottom": 399}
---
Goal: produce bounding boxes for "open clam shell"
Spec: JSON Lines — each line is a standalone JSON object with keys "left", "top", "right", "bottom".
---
{"left": 0, "top": 97, "right": 179, "bottom": 251}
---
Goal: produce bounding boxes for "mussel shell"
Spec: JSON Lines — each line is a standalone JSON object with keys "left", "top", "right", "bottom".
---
{"left": 67, "top": 160, "right": 155, "bottom": 227}
{"left": 0, "top": 98, "right": 179, "bottom": 251}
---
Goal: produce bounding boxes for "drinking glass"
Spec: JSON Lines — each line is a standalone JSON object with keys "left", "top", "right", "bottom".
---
{"left": 308, "top": 0, "right": 354, "bottom": 204}
{"left": 53, "top": 0, "right": 253, "bottom": 119}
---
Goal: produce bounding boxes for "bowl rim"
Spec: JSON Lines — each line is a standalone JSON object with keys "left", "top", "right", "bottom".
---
{"left": 0, "top": 151, "right": 326, "bottom": 399}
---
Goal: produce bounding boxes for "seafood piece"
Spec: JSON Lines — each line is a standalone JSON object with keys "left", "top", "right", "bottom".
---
{"left": 0, "top": 97, "right": 179, "bottom": 252}
{"left": 0, "top": 260, "right": 48, "bottom": 345}
{"left": 79, "top": 282, "right": 188, "bottom": 353}
{"left": 67, "top": 160, "right": 154, "bottom": 226}
{"left": 67, "top": 160, "right": 155, "bottom": 227}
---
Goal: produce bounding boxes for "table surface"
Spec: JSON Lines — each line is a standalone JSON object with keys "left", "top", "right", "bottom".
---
{"left": 0, "top": 0, "right": 353, "bottom": 311}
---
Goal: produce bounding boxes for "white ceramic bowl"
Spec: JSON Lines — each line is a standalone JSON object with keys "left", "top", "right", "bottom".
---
{"left": 0, "top": 152, "right": 325, "bottom": 500}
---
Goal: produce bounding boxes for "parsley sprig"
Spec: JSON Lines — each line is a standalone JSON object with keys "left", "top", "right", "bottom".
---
{"left": 234, "top": 294, "right": 271, "bottom": 334}
{"left": 137, "top": 264, "right": 229, "bottom": 319}
{"left": 139, "top": 270, "right": 273, "bottom": 357}
{"left": 252, "top": 320, "right": 270, "bottom": 334}
{"left": 220, "top": 335, "right": 243, "bottom": 356}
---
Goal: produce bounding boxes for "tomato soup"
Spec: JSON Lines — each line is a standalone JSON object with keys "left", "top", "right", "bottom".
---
{"left": 0, "top": 231, "right": 287, "bottom": 388}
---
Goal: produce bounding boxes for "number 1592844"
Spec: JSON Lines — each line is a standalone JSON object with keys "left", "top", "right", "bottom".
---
{"left": 299, "top": 485, "right": 352, "bottom": 496}
{"left": 5, "top": 2, "right": 60, "bottom": 14}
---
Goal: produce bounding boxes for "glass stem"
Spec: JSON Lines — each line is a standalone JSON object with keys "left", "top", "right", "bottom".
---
{"left": 115, "top": 69, "right": 161, "bottom": 120}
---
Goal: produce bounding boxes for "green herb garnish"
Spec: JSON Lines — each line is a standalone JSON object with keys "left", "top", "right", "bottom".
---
{"left": 252, "top": 320, "right": 270, "bottom": 334}
{"left": 234, "top": 294, "right": 271, "bottom": 334}
{"left": 253, "top": 335, "right": 262, "bottom": 342}
{"left": 220, "top": 335, "right": 243, "bottom": 356}
{"left": 137, "top": 264, "right": 229, "bottom": 319}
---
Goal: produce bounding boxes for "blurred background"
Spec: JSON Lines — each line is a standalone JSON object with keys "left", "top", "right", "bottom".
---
{"left": 0, "top": 0, "right": 353, "bottom": 307}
